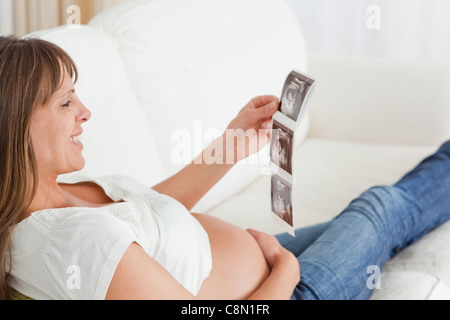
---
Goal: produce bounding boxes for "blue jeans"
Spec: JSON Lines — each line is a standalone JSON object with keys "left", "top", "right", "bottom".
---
{"left": 276, "top": 140, "right": 450, "bottom": 300}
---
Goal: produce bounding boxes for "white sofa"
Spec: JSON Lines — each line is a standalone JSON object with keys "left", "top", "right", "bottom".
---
{"left": 30, "top": 0, "right": 450, "bottom": 300}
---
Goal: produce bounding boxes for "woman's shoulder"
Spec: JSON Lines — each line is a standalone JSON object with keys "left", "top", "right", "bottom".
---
{"left": 57, "top": 173, "right": 157, "bottom": 202}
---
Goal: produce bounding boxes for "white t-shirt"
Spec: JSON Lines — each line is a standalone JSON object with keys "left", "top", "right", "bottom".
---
{"left": 7, "top": 174, "right": 212, "bottom": 300}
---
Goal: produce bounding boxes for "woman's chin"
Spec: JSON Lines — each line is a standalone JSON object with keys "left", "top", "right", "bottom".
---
{"left": 74, "top": 163, "right": 86, "bottom": 173}
{"left": 65, "top": 158, "right": 86, "bottom": 174}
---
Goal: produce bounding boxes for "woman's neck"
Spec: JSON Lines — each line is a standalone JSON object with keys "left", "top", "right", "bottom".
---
{"left": 24, "top": 173, "right": 72, "bottom": 218}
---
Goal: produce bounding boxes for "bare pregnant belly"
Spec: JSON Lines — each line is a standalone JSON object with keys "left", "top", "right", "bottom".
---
{"left": 192, "top": 214, "right": 270, "bottom": 300}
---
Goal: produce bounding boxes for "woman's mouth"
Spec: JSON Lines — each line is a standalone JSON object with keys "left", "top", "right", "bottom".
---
{"left": 70, "top": 134, "right": 83, "bottom": 148}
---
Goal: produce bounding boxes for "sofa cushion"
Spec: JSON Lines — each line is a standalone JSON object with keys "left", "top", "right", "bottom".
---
{"left": 382, "top": 220, "right": 450, "bottom": 288}
{"left": 370, "top": 271, "right": 450, "bottom": 300}
{"left": 29, "top": 26, "right": 166, "bottom": 187}
{"left": 208, "top": 138, "right": 436, "bottom": 234}
{"left": 89, "top": 0, "right": 308, "bottom": 212}
{"left": 9, "top": 287, "right": 34, "bottom": 300}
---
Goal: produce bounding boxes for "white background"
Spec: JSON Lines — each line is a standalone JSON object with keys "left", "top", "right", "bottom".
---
{"left": 287, "top": 0, "right": 450, "bottom": 62}
{"left": 0, "top": 0, "right": 14, "bottom": 36}
{"left": 1, "top": 0, "right": 450, "bottom": 62}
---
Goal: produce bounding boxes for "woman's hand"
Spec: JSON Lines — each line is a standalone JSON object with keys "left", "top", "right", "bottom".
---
{"left": 246, "top": 229, "right": 300, "bottom": 300}
{"left": 247, "top": 229, "right": 299, "bottom": 273}
{"left": 224, "top": 96, "right": 279, "bottom": 164}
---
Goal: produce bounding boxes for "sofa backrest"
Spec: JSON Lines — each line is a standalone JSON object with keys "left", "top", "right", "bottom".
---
{"left": 308, "top": 55, "right": 450, "bottom": 146}
{"left": 30, "top": 0, "right": 308, "bottom": 212}
{"left": 89, "top": 0, "right": 308, "bottom": 173}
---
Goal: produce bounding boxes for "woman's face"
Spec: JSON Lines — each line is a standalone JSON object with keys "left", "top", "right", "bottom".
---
{"left": 31, "top": 71, "right": 91, "bottom": 177}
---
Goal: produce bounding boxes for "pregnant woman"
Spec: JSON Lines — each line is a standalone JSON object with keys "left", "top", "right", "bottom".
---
{"left": 1, "top": 36, "right": 450, "bottom": 300}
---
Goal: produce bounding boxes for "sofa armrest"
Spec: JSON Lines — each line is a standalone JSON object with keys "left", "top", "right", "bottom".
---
{"left": 307, "top": 55, "right": 450, "bottom": 146}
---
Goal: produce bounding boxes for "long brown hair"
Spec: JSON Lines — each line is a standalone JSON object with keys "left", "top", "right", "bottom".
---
{"left": 0, "top": 36, "right": 78, "bottom": 300}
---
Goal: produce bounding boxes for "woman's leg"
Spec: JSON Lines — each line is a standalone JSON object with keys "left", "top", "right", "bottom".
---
{"left": 276, "top": 222, "right": 331, "bottom": 257}
{"left": 286, "top": 140, "right": 450, "bottom": 300}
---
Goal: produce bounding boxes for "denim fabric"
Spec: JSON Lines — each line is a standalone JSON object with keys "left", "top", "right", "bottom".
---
{"left": 276, "top": 140, "right": 450, "bottom": 300}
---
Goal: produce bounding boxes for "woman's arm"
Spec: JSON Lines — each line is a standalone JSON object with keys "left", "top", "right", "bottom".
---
{"left": 106, "top": 243, "right": 196, "bottom": 300}
{"left": 151, "top": 140, "right": 234, "bottom": 212}
{"left": 152, "top": 96, "right": 279, "bottom": 211}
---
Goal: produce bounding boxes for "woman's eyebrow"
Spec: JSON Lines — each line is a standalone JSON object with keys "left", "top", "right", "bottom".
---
{"left": 58, "top": 88, "right": 75, "bottom": 99}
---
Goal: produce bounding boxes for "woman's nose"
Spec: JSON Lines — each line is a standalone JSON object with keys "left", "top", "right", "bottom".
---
{"left": 78, "top": 102, "right": 92, "bottom": 123}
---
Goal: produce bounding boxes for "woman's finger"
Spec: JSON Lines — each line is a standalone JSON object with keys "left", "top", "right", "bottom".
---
{"left": 247, "top": 99, "right": 279, "bottom": 122}
{"left": 250, "top": 95, "right": 279, "bottom": 109}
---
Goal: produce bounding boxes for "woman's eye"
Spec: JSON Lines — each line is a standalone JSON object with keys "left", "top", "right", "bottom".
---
{"left": 62, "top": 101, "right": 71, "bottom": 107}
